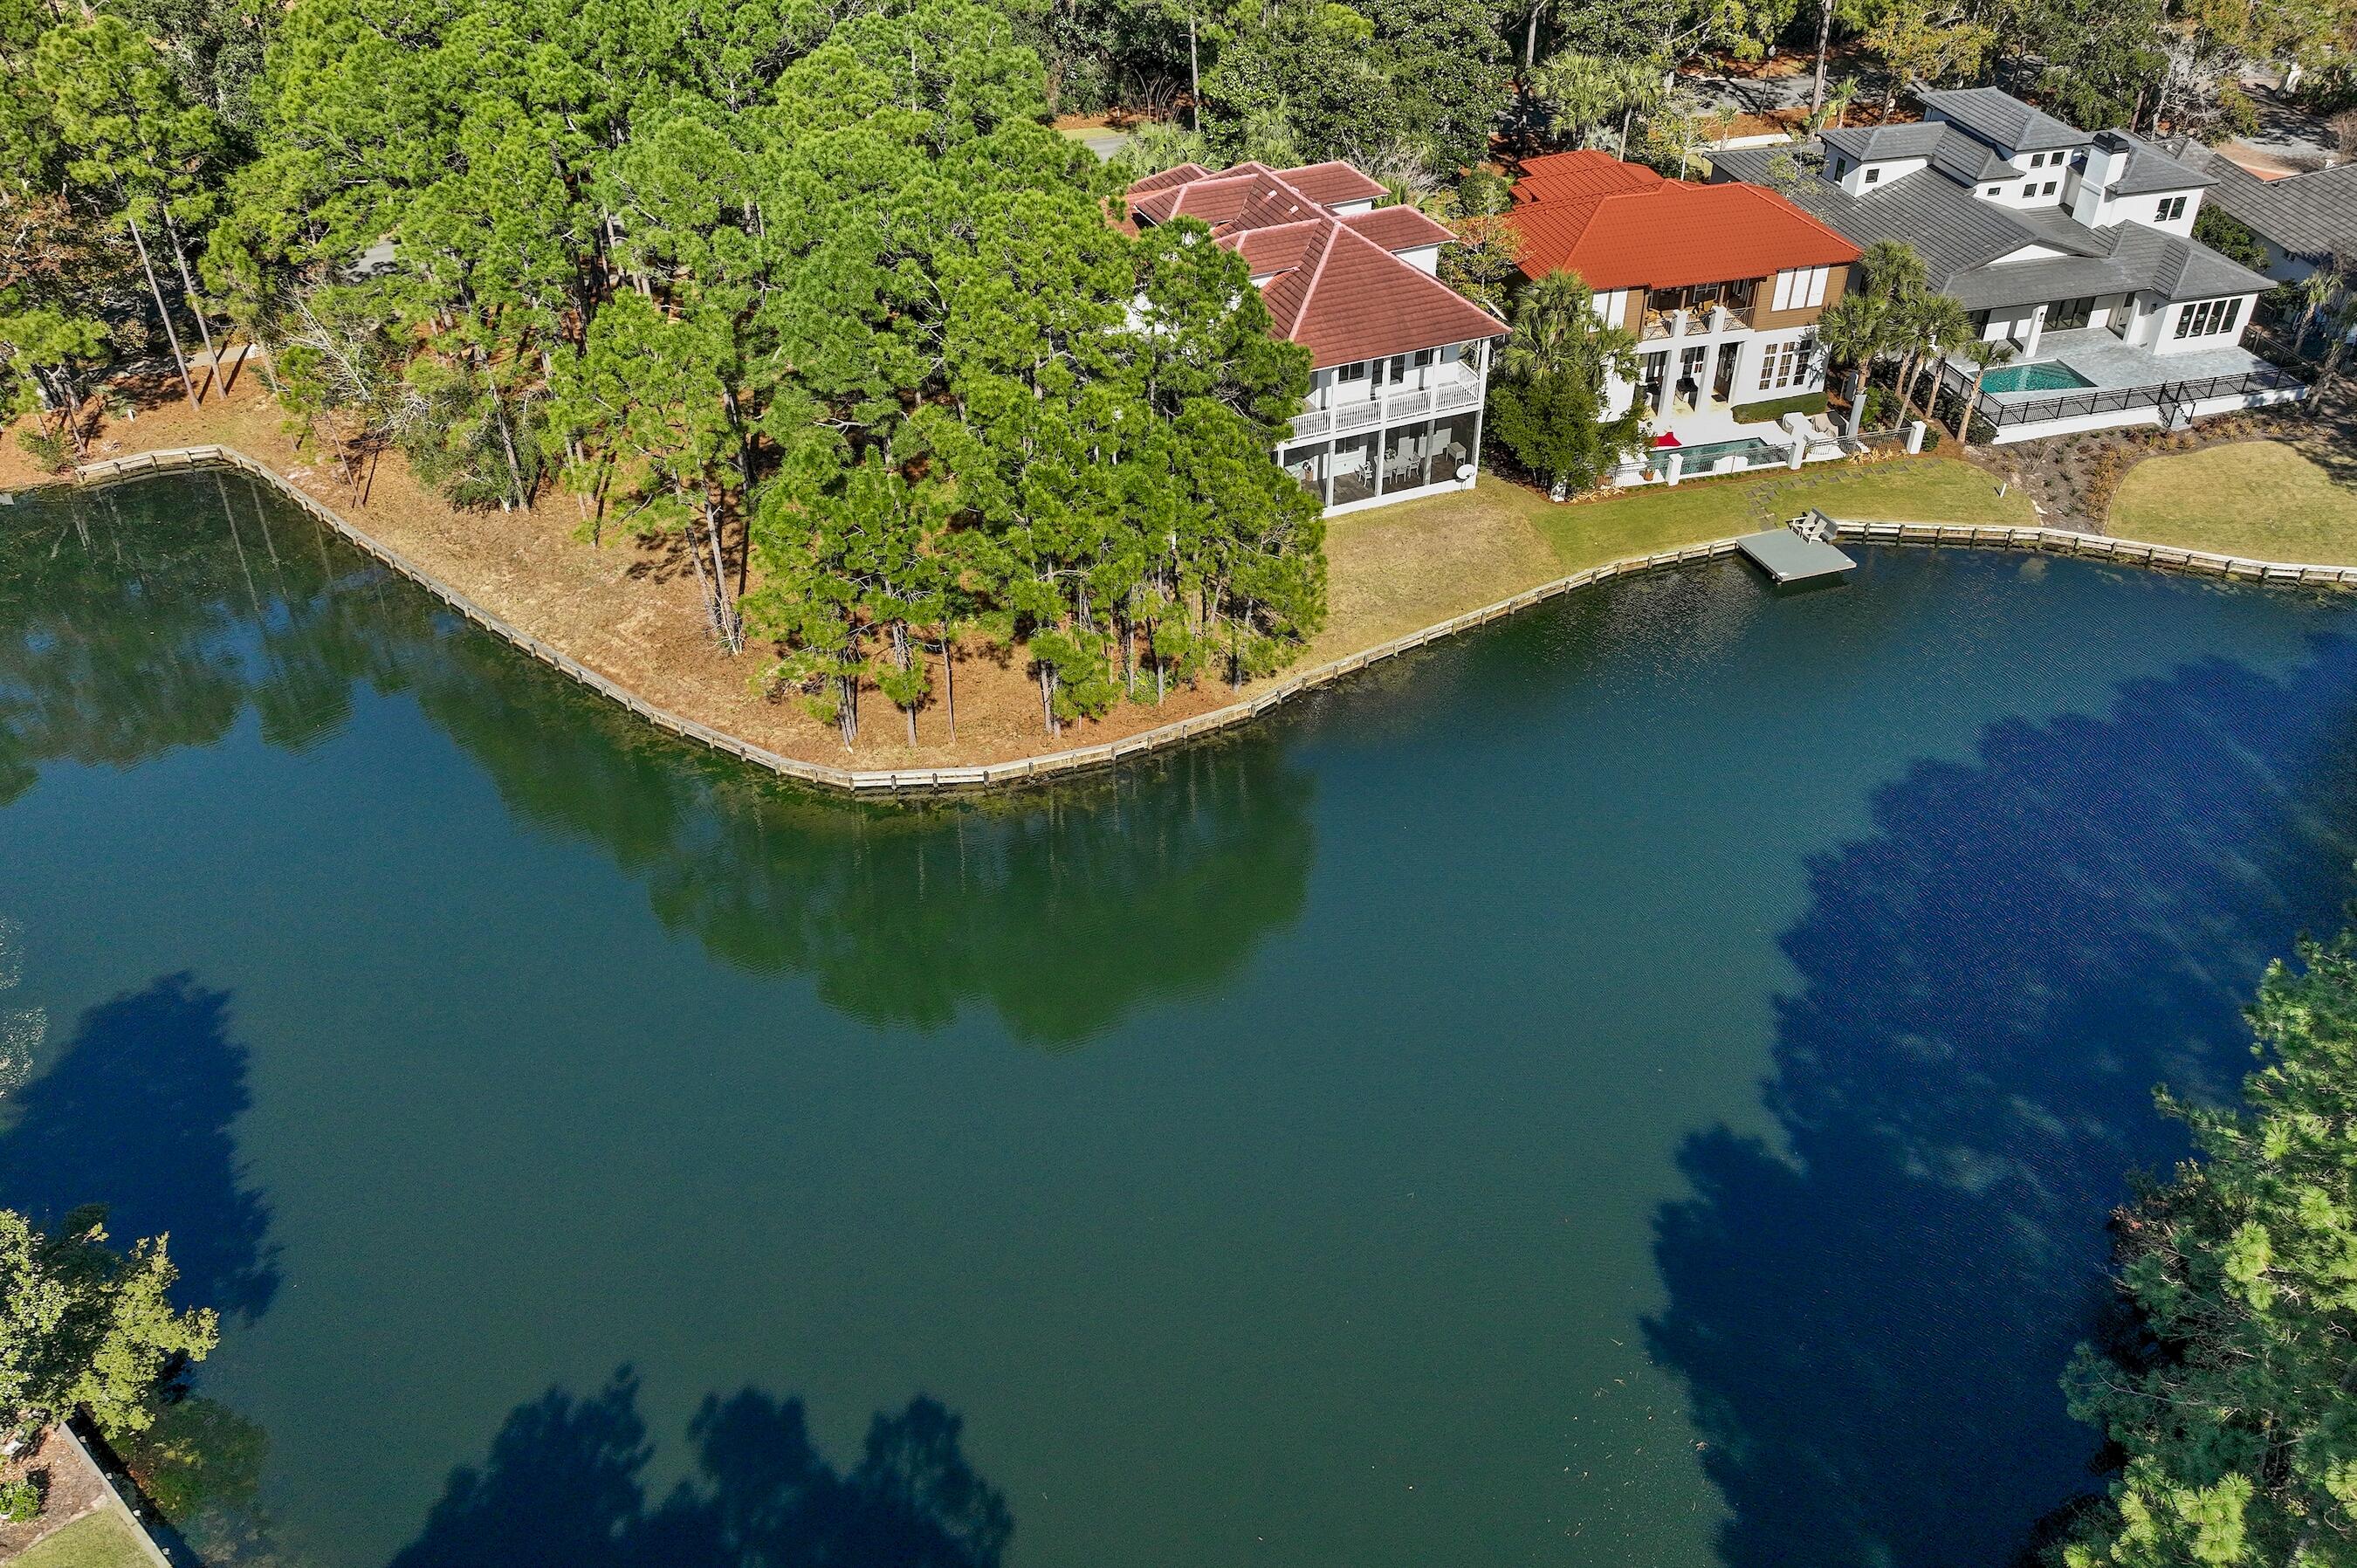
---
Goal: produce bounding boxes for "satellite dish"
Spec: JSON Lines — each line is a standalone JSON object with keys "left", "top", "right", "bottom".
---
{"left": 1455, "top": 462, "right": 1476, "bottom": 481}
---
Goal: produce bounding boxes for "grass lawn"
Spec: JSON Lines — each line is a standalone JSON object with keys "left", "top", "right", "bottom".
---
{"left": 10, "top": 1509, "right": 154, "bottom": 1568}
{"left": 2110, "top": 441, "right": 2357, "bottom": 564}
{"left": 1315, "top": 457, "right": 2030, "bottom": 661}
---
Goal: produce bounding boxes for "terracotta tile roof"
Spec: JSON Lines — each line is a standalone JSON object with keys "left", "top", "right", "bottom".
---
{"left": 1340, "top": 204, "right": 1457, "bottom": 250}
{"left": 1508, "top": 160, "right": 1859, "bottom": 289}
{"left": 1275, "top": 160, "right": 1387, "bottom": 205}
{"left": 1510, "top": 149, "right": 1665, "bottom": 203}
{"left": 1127, "top": 161, "right": 1277, "bottom": 224}
{"left": 1228, "top": 218, "right": 1327, "bottom": 277}
{"left": 1124, "top": 159, "right": 1503, "bottom": 368}
{"left": 1126, "top": 162, "right": 1210, "bottom": 197}
{"left": 1220, "top": 182, "right": 1327, "bottom": 235}
{"left": 1244, "top": 217, "right": 1503, "bottom": 368}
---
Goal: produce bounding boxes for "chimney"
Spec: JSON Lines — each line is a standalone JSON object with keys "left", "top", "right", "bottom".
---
{"left": 2071, "top": 130, "right": 2133, "bottom": 227}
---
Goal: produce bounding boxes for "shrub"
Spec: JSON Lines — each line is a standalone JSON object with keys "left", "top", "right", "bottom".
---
{"left": 13, "top": 428, "right": 67, "bottom": 474}
{"left": 0, "top": 1476, "right": 41, "bottom": 1523}
{"left": 1730, "top": 389, "right": 1829, "bottom": 424}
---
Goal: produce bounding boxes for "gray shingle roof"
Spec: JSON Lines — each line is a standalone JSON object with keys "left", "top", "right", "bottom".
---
{"left": 2164, "top": 139, "right": 2357, "bottom": 263}
{"left": 1921, "top": 87, "right": 2085, "bottom": 153}
{"left": 1710, "top": 144, "right": 2035, "bottom": 283}
{"left": 1709, "top": 140, "right": 2274, "bottom": 308}
{"left": 1819, "top": 119, "right": 2015, "bottom": 183}
{"left": 2106, "top": 132, "right": 2214, "bottom": 197}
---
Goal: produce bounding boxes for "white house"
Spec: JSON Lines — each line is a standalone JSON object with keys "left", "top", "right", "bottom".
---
{"left": 1125, "top": 161, "right": 1508, "bottom": 513}
{"left": 1714, "top": 88, "right": 2305, "bottom": 443}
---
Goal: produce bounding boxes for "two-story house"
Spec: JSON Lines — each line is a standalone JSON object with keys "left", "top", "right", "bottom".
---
{"left": 1124, "top": 161, "right": 1508, "bottom": 514}
{"left": 1712, "top": 88, "right": 2305, "bottom": 443}
{"left": 1506, "top": 151, "right": 1863, "bottom": 483}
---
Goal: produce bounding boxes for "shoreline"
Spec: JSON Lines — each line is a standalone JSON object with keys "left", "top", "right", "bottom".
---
{"left": 34, "top": 445, "right": 2357, "bottom": 797}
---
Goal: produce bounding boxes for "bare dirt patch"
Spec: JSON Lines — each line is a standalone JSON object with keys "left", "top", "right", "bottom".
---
{"left": 0, "top": 1427, "right": 110, "bottom": 1559}
{"left": 0, "top": 372, "right": 1298, "bottom": 772}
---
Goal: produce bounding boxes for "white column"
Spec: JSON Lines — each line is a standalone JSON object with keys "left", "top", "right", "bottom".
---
{"left": 1665, "top": 452, "right": 1686, "bottom": 486}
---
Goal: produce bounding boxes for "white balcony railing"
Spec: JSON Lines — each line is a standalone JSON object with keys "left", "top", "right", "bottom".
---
{"left": 1288, "top": 370, "right": 1484, "bottom": 443}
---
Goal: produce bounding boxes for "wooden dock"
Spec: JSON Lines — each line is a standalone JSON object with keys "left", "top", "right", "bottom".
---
{"left": 1737, "top": 526, "right": 1856, "bottom": 584}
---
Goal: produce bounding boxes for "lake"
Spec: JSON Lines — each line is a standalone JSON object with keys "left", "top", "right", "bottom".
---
{"left": 6, "top": 474, "right": 2357, "bottom": 1568}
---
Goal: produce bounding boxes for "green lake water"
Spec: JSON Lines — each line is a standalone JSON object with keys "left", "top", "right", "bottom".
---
{"left": 7, "top": 475, "right": 2357, "bottom": 1568}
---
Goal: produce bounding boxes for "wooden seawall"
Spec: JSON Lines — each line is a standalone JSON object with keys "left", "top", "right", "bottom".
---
{"left": 37, "top": 449, "right": 2357, "bottom": 796}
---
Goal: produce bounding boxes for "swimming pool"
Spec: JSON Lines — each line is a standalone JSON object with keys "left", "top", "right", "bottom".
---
{"left": 1978, "top": 361, "right": 2096, "bottom": 395}
{"left": 1660, "top": 436, "right": 1779, "bottom": 472}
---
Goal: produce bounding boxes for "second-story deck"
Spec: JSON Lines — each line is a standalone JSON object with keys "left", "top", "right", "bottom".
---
{"left": 1288, "top": 363, "right": 1485, "bottom": 442}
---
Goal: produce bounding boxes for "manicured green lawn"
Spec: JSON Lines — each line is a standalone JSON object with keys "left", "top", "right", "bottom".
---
{"left": 2110, "top": 441, "right": 2357, "bottom": 564}
{"left": 1311, "top": 457, "right": 2031, "bottom": 664}
{"left": 10, "top": 1509, "right": 154, "bottom": 1568}
{"left": 1519, "top": 456, "right": 2036, "bottom": 572}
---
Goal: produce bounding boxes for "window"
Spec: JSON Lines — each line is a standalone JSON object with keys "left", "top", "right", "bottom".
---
{"left": 2023, "top": 182, "right": 2038, "bottom": 198}
{"left": 2156, "top": 195, "right": 2188, "bottom": 222}
{"left": 1639, "top": 350, "right": 1667, "bottom": 404}
{"left": 1770, "top": 265, "right": 1830, "bottom": 311}
{"left": 2041, "top": 180, "right": 2058, "bottom": 196}
{"left": 1863, "top": 166, "right": 1881, "bottom": 185}
{"left": 1984, "top": 185, "right": 2003, "bottom": 196}
{"left": 2047, "top": 296, "right": 2094, "bottom": 331}
{"left": 1831, "top": 157, "right": 1849, "bottom": 177}
{"left": 1757, "top": 336, "right": 1811, "bottom": 392}
{"left": 2173, "top": 297, "right": 2244, "bottom": 340}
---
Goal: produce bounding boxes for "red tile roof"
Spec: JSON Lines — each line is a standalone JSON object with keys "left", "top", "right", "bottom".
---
{"left": 1510, "top": 149, "right": 1665, "bottom": 203}
{"left": 1255, "top": 219, "right": 1503, "bottom": 368}
{"left": 1507, "top": 158, "right": 1859, "bottom": 290}
{"left": 1341, "top": 204, "right": 1456, "bottom": 250}
{"left": 1124, "top": 160, "right": 1503, "bottom": 368}
{"left": 1228, "top": 219, "right": 1327, "bottom": 278}
{"left": 1275, "top": 160, "right": 1387, "bottom": 205}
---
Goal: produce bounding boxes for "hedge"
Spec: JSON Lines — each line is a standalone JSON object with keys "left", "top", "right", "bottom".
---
{"left": 1730, "top": 389, "right": 1829, "bottom": 424}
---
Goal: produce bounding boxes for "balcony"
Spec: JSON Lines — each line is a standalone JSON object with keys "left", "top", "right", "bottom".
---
{"left": 1288, "top": 366, "right": 1485, "bottom": 443}
{"left": 1641, "top": 302, "right": 1755, "bottom": 340}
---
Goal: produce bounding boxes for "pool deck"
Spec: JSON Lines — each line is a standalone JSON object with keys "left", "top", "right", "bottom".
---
{"left": 1973, "top": 327, "right": 2277, "bottom": 404}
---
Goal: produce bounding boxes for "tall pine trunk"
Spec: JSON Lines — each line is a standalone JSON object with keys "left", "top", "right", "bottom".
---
{"left": 161, "top": 209, "right": 221, "bottom": 399}
{"left": 127, "top": 214, "right": 197, "bottom": 409}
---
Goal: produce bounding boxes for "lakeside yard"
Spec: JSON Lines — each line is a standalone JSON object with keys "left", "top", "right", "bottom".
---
{"left": 1315, "top": 459, "right": 2037, "bottom": 655}
{"left": 2, "top": 384, "right": 2038, "bottom": 774}
{"left": 2108, "top": 441, "right": 2357, "bottom": 565}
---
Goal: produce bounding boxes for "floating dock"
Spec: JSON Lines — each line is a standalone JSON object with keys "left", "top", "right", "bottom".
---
{"left": 1736, "top": 526, "right": 1855, "bottom": 584}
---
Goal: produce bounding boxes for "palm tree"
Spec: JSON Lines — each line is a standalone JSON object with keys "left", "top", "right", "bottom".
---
{"left": 1813, "top": 291, "right": 1890, "bottom": 437}
{"left": 1858, "top": 239, "right": 1929, "bottom": 306}
{"left": 2316, "top": 294, "right": 2357, "bottom": 396}
{"left": 1497, "top": 270, "right": 1637, "bottom": 385}
{"left": 1898, "top": 294, "right": 1974, "bottom": 422}
{"left": 1955, "top": 337, "right": 2013, "bottom": 442}
{"left": 2294, "top": 266, "right": 2341, "bottom": 352}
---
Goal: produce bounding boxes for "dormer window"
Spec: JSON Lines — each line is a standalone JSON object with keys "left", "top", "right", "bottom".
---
{"left": 1983, "top": 185, "right": 2003, "bottom": 196}
{"left": 2157, "top": 195, "right": 2187, "bottom": 222}
{"left": 1863, "top": 166, "right": 1880, "bottom": 185}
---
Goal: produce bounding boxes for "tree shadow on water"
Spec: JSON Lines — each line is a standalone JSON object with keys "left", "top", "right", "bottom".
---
{"left": 0, "top": 974, "right": 279, "bottom": 1320}
{"left": 389, "top": 1370, "right": 1009, "bottom": 1568}
{"left": 1646, "top": 643, "right": 2357, "bottom": 1568}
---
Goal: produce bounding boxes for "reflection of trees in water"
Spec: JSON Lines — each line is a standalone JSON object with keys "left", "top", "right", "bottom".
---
{"left": 422, "top": 656, "right": 1316, "bottom": 1043}
{"left": 1, "top": 478, "right": 1314, "bottom": 1045}
{"left": 1645, "top": 646, "right": 2357, "bottom": 1568}
{"left": 0, "top": 973, "right": 279, "bottom": 1321}
{"left": 0, "top": 474, "right": 408, "bottom": 800}
{"left": 388, "top": 1371, "right": 1008, "bottom": 1568}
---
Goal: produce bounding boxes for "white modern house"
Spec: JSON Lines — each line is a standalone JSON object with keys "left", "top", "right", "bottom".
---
{"left": 1124, "top": 162, "right": 1508, "bottom": 514}
{"left": 1714, "top": 88, "right": 2306, "bottom": 443}
{"left": 2157, "top": 139, "right": 2357, "bottom": 282}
